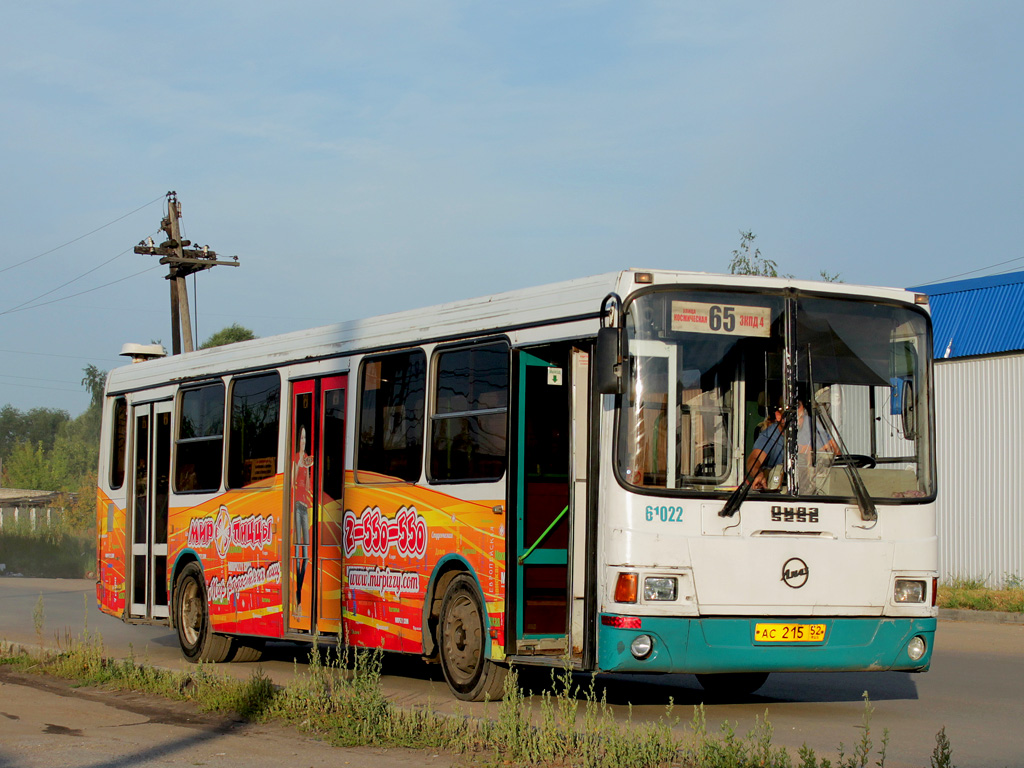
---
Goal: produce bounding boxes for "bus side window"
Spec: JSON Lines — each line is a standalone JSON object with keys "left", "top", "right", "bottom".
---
{"left": 110, "top": 397, "right": 128, "bottom": 489}
{"left": 176, "top": 383, "right": 226, "bottom": 493}
{"left": 227, "top": 373, "right": 281, "bottom": 488}
{"left": 429, "top": 342, "right": 509, "bottom": 483}
{"left": 356, "top": 351, "right": 426, "bottom": 483}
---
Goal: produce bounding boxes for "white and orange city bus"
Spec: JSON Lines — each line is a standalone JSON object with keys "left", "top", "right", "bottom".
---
{"left": 96, "top": 269, "right": 938, "bottom": 700}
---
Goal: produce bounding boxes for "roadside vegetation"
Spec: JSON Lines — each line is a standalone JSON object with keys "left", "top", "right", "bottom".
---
{"left": 937, "top": 575, "right": 1024, "bottom": 613}
{"left": 0, "top": 629, "right": 957, "bottom": 768}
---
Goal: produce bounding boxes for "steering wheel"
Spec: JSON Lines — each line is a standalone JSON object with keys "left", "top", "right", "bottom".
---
{"left": 834, "top": 454, "right": 876, "bottom": 469}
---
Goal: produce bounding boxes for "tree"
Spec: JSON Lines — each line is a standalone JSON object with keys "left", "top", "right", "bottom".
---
{"left": 729, "top": 230, "right": 778, "bottom": 277}
{"left": 0, "top": 405, "right": 70, "bottom": 461}
{"left": 200, "top": 323, "right": 257, "bottom": 349}
{"left": 81, "top": 365, "right": 105, "bottom": 410}
{"left": 728, "top": 230, "right": 842, "bottom": 282}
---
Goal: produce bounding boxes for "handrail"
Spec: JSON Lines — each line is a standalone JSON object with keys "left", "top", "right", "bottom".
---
{"left": 518, "top": 505, "right": 569, "bottom": 564}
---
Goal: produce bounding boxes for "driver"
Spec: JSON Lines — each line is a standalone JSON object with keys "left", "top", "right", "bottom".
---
{"left": 746, "top": 397, "right": 838, "bottom": 490}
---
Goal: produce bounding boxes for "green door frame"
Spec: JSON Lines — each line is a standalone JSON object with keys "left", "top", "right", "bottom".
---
{"left": 515, "top": 351, "right": 569, "bottom": 641}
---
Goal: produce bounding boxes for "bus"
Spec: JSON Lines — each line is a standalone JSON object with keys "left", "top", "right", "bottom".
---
{"left": 96, "top": 269, "right": 937, "bottom": 700}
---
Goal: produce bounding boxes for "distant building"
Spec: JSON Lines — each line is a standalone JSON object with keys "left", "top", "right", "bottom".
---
{"left": 910, "top": 271, "right": 1024, "bottom": 587}
{"left": 0, "top": 488, "right": 65, "bottom": 531}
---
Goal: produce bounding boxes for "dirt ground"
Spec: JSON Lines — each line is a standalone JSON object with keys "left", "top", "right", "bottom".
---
{"left": 0, "top": 667, "right": 459, "bottom": 768}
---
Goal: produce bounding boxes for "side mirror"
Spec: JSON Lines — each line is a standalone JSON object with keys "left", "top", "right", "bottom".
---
{"left": 595, "top": 326, "right": 626, "bottom": 395}
{"left": 901, "top": 379, "right": 917, "bottom": 440}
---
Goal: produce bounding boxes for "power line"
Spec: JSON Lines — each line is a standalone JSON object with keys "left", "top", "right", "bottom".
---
{"left": 916, "top": 254, "right": 1024, "bottom": 286}
{"left": 0, "top": 373, "right": 89, "bottom": 385}
{"left": 0, "top": 266, "right": 162, "bottom": 317}
{"left": 0, "top": 348, "right": 117, "bottom": 362}
{"left": 0, "top": 195, "right": 165, "bottom": 276}
{"left": 1, "top": 241, "right": 150, "bottom": 315}
{"left": 0, "top": 381, "right": 87, "bottom": 394}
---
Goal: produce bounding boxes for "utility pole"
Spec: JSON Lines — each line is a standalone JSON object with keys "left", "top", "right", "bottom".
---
{"left": 134, "top": 191, "right": 240, "bottom": 354}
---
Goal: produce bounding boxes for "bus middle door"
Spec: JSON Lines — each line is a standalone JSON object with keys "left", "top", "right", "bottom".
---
{"left": 514, "top": 346, "right": 590, "bottom": 662}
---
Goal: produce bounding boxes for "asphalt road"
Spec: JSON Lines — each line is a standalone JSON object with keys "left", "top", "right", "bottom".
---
{"left": 2, "top": 578, "right": 1022, "bottom": 767}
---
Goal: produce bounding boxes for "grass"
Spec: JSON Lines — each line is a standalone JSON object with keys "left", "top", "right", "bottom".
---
{"left": 937, "top": 574, "right": 1024, "bottom": 613}
{"left": 0, "top": 630, "right": 958, "bottom": 768}
{"left": 0, "top": 524, "right": 94, "bottom": 578}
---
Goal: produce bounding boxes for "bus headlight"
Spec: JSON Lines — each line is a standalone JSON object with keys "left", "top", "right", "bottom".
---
{"left": 643, "top": 577, "right": 678, "bottom": 601}
{"left": 630, "top": 634, "right": 654, "bottom": 659}
{"left": 894, "top": 579, "right": 926, "bottom": 603}
{"left": 907, "top": 635, "right": 927, "bottom": 661}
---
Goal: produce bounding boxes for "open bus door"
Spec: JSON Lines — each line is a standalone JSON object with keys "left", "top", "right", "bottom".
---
{"left": 288, "top": 375, "right": 347, "bottom": 636}
{"left": 128, "top": 399, "right": 171, "bottom": 621}
{"left": 514, "top": 345, "right": 590, "bottom": 663}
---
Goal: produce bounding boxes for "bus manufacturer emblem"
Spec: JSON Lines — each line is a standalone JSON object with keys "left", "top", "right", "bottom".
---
{"left": 782, "top": 557, "right": 809, "bottom": 589}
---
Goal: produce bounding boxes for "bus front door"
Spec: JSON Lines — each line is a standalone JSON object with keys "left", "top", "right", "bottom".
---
{"left": 128, "top": 400, "right": 171, "bottom": 621}
{"left": 288, "top": 375, "right": 347, "bottom": 636}
{"left": 515, "top": 346, "right": 590, "bottom": 662}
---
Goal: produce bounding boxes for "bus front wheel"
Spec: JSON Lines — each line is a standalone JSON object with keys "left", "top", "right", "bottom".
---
{"left": 173, "top": 562, "right": 233, "bottom": 663}
{"left": 695, "top": 672, "right": 769, "bottom": 699}
{"left": 438, "top": 574, "right": 507, "bottom": 702}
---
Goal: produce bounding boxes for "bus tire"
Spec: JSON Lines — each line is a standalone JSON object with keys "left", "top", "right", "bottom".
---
{"left": 695, "top": 672, "right": 769, "bottom": 698}
{"left": 173, "top": 562, "right": 232, "bottom": 663}
{"left": 438, "top": 574, "right": 507, "bottom": 702}
{"left": 229, "top": 638, "right": 266, "bottom": 663}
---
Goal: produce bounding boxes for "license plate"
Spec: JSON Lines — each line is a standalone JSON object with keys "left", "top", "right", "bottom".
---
{"left": 754, "top": 623, "right": 826, "bottom": 643}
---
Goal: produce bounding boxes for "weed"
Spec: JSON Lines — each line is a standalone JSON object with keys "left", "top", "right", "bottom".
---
{"left": 0, "top": 628, "right": 963, "bottom": 768}
{"left": 32, "top": 594, "right": 45, "bottom": 647}
{"left": 1002, "top": 572, "right": 1024, "bottom": 591}
{"left": 930, "top": 726, "right": 955, "bottom": 768}
{"left": 944, "top": 575, "right": 988, "bottom": 590}
{"left": 0, "top": 528, "right": 94, "bottom": 578}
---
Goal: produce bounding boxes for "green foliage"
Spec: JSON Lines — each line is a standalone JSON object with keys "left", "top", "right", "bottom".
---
{"left": 945, "top": 575, "right": 988, "bottom": 590}
{"left": 730, "top": 230, "right": 779, "bottom": 277}
{"left": 1, "top": 366, "right": 104, "bottom": 497}
{"left": 938, "top": 582, "right": 1024, "bottom": 613}
{"left": 0, "top": 634, "right": 964, "bottom": 768}
{"left": 931, "top": 726, "right": 955, "bottom": 768}
{"left": 200, "top": 323, "right": 257, "bottom": 349}
{"left": 0, "top": 526, "right": 94, "bottom": 578}
{"left": 727, "top": 230, "right": 842, "bottom": 283}
{"left": 33, "top": 593, "right": 45, "bottom": 646}
{"left": 1002, "top": 572, "right": 1024, "bottom": 590}
{"left": 0, "top": 405, "right": 70, "bottom": 461}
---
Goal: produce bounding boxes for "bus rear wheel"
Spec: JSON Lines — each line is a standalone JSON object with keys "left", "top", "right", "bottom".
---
{"left": 695, "top": 672, "right": 769, "bottom": 699}
{"left": 438, "top": 574, "right": 507, "bottom": 702}
{"left": 173, "top": 562, "right": 233, "bottom": 663}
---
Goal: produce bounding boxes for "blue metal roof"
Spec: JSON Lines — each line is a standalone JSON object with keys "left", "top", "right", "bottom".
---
{"left": 908, "top": 271, "right": 1024, "bottom": 359}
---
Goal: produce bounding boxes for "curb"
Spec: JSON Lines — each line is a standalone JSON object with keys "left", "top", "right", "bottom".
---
{"left": 938, "top": 608, "right": 1024, "bottom": 625}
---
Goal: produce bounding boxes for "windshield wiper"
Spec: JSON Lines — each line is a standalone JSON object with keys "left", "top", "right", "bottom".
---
{"left": 720, "top": 409, "right": 791, "bottom": 518}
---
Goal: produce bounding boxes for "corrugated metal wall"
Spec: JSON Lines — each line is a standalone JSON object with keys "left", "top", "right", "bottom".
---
{"left": 935, "top": 353, "right": 1024, "bottom": 587}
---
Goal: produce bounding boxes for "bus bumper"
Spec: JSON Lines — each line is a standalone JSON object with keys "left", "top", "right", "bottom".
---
{"left": 596, "top": 615, "right": 936, "bottom": 674}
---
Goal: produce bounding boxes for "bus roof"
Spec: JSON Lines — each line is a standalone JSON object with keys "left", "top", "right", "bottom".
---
{"left": 105, "top": 269, "right": 921, "bottom": 395}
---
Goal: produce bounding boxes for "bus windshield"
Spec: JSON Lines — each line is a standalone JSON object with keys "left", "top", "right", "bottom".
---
{"left": 616, "top": 288, "right": 933, "bottom": 501}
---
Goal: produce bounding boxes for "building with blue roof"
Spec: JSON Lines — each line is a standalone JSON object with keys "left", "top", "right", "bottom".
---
{"left": 910, "top": 271, "right": 1024, "bottom": 359}
{"left": 910, "top": 270, "right": 1024, "bottom": 587}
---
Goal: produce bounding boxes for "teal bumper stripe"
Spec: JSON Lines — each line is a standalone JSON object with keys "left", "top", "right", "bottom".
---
{"left": 597, "top": 616, "right": 936, "bottom": 674}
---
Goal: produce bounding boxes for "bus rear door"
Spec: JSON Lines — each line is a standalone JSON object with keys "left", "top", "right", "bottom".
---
{"left": 287, "top": 375, "right": 347, "bottom": 636}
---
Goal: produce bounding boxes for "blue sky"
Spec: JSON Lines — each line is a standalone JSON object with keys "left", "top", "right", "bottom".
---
{"left": 2, "top": 1, "right": 1022, "bottom": 415}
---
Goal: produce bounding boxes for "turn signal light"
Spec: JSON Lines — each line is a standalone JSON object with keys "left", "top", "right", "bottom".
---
{"left": 615, "top": 572, "right": 638, "bottom": 603}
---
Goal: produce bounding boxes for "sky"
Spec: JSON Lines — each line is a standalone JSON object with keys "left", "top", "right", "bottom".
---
{"left": 2, "top": 1, "right": 1022, "bottom": 416}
